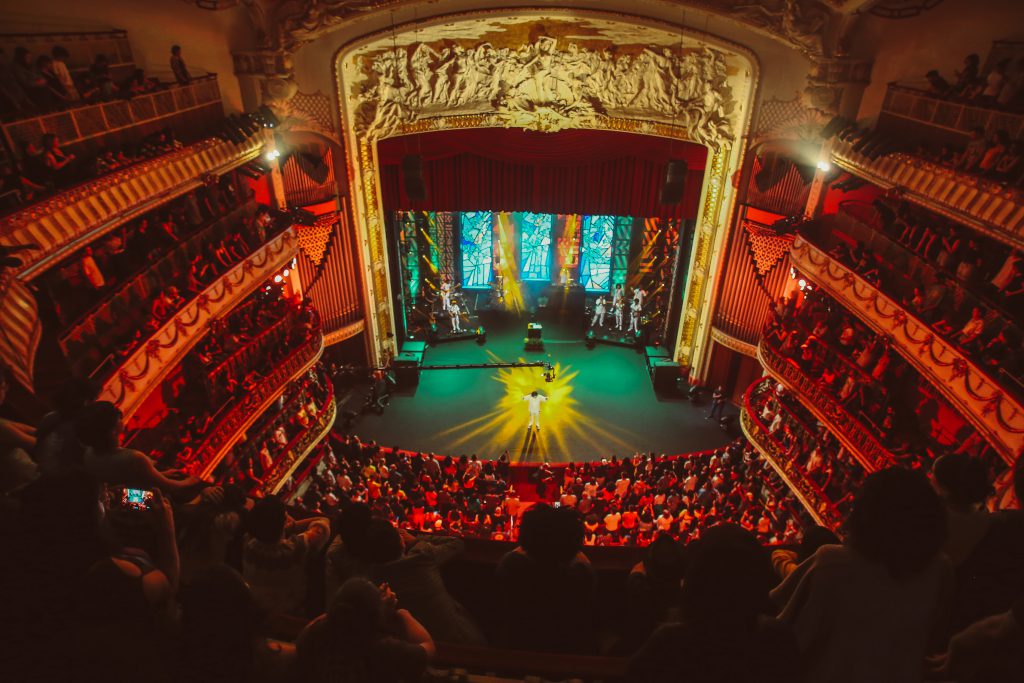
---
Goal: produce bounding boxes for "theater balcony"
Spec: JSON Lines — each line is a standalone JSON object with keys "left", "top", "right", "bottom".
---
{"left": 98, "top": 227, "right": 298, "bottom": 418}
{"left": 2, "top": 130, "right": 264, "bottom": 280}
{"left": 255, "top": 381, "right": 337, "bottom": 496}
{"left": 740, "top": 378, "right": 845, "bottom": 532}
{"left": 790, "top": 235, "right": 1024, "bottom": 464}
{"left": 185, "top": 326, "right": 325, "bottom": 480}
{"left": 829, "top": 134, "right": 1024, "bottom": 251}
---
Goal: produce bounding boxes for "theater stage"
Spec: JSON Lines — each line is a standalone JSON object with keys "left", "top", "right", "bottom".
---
{"left": 343, "top": 311, "right": 735, "bottom": 463}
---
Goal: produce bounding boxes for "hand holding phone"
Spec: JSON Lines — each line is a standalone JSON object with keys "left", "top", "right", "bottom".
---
{"left": 118, "top": 487, "right": 154, "bottom": 512}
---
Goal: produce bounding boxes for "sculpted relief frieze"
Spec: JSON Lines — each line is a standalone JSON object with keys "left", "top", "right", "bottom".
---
{"left": 348, "top": 36, "right": 738, "bottom": 150}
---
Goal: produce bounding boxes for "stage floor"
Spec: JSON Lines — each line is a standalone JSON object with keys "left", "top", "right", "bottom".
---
{"left": 345, "top": 312, "right": 735, "bottom": 463}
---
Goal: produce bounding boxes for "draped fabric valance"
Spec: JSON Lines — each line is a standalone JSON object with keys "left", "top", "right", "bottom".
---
{"left": 377, "top": 128, "right": 708, "bottom": 219}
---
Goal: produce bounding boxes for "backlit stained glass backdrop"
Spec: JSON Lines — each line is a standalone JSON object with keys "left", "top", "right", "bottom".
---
{"left": 459, "top": 211, "right": 494, "bottom": 288}
{"left": 580, "top": 214, "right": 615, "bottom": 291}
{"left": 519, "top": 212, "right": 553, "bottom": 281}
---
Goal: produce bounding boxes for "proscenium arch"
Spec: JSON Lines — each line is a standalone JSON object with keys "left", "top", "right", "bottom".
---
{"left": 333, "top": 8, "right": 758, "bottom": 373}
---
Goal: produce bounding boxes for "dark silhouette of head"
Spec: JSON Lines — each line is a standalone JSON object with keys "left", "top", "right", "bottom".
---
{"left": 518, "top": 503, "right": 583, "bottom": 564}
{"left": 847, "top": 468, "right": 947, "bottom": 579}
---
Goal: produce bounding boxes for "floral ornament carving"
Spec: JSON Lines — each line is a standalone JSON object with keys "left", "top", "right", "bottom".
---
{"left": 352, "top": 37, "right": 737, "bottom": 151}
{"left": 951, "top": 357, "right": 968, "bottom": 379}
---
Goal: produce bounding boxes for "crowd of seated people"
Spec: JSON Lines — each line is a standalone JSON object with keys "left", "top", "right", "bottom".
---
{"left": 749, "top": 378, "right": 866, "bottom": 521}
{"left": 124, "top": 295, "right": 319, "bottom": 472}
{"left": 763, "top": 287, "right": 1002, "bottom": 471}
{"left": 0, "top": 42, "right": 195, "bottom": 121}
{"left": 923, "top": 52, "right": 1024, "bottom": 112}
{"left": 53, "top": 200, "right": 283, "bottom": 379}
{"left": 4, "top": 368, "right": 1022, "bottom": 683}
{"left": 0, "top": 127, "right": 183, "bottom": 210}
{"left": 215, "top": 365, "right": 331, "bottom": 494}
{"left": 813, "top": 205, "right": 1024, "bottom": 396}
{"left": 295, "top": 435, "right": 808, "bottom": 549}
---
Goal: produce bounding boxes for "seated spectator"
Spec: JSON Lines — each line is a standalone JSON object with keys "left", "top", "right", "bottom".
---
{"left": 928, "top": 593, "right": 1024, "bottom": 683}
{"left": 75, "top": 400, "right": 204, "bottom": 497}
{"left": 41, "top": 133, "right": 80, "bottom": 184}
{"left": 618, "top": 534, "right": 686, "bottom": 654}
{"left": 771, "top": 467, "right": 949, "bottom": 683}
{"left": 12, "top": 47, "right": 54, "bottom": 110}
{"left": 33, "top": 376, "right": 99, "bottom": 476}
{"left": 176, "top": 565, "right": 295, "bottom": 683}
{"left": 925, "top": 69, "right": 950, "bottom": 96}
{"left": 958, "top": 127, "right": 988, "bottom": 172}
{"left": 630, "top": 525, "right": 800, "bottom": 683}
{"left": 242, "top": 496, "right": 329, "bottom": 616}
{"left": 952, "top": 53, "right": 981, "bottom": 98}
{"left": 496, "top": 503, "right": 598, "bottom": 653}
{"left": 357, "top": 518, "right": 485, "bottom": 644}
{"left": 296, "top": 577, "right": 434, "bottom": 683}
{"left": 90, "top": 53, "right": 115, "bottom": 98}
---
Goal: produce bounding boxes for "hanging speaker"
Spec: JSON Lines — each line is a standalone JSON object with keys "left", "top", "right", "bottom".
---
{"left": 659, "top": 159, "right": 688, "bottom": 205}
{"left": 402, "top": 155, "right": 427, "bottom": 202}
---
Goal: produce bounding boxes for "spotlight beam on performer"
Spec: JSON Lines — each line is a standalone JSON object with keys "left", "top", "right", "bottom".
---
{"left": 435, "top": 351, "right": 637, "bottom": 462}
{"left": 494, "top": 213, "right": 525, "bottom": 314}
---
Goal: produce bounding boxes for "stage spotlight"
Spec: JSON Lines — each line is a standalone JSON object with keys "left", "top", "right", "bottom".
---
{"left": 798, "top": 278, "right": 807, "bottom": 290}
{"left": 816, "top": 160, "right": 832, "bottom": 172}
{"left": 273, "top": 275, "right": 283, "bottom": 283}
{"left": 264, "top": 148, "right": 280, "bottom": 162}
{"left": 283, "top": 269, "right": 290, "bottom": 277}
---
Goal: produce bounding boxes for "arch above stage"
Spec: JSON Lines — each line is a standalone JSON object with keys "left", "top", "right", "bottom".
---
{"left": 333, "top": 9, "right": 758, "bottom": 371}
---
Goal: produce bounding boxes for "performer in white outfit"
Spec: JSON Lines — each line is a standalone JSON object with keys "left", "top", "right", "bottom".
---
{"left": 523, "top": 390, "right": 548, "bottom": 430}
{"left": 449, "top": 301, "right": 462, "bottom": 332}
{"left": 612, "top": 283, "right": 624, "bottom": 308}
{"left": 614, "top": 297, "right": 625, "bottom": 331}
{"left": 591, "top": 296, "right": 607, "bottom": 327}
{"left": 632, "top": 286, "right": 647, "bottom": 311}
{"left": 440, "top": 277, "right": 452, "bottom": 311}
{"left": 628, "top": 300, "right": 641, "bottom": 333}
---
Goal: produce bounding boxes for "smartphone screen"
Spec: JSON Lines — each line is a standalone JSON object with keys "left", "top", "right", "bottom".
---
{"left": 120, "top": 488, "right": 154, "bottom": 512}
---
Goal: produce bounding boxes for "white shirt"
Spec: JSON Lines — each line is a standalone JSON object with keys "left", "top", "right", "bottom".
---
{"left": 523, "top": 394, "right": 547, "bottom": 413}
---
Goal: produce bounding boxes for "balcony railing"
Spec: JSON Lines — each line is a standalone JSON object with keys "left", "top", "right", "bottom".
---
{"left": 98, "top": 228, "right": 298, "bottom": 419}
{"left": 2, "top": 75, "right": 222, "bottom": 156}
{"left": 192, "top": 330, "right": 325, "bottom": 479}
{"left": 790, "top": 235, "right": 1024, "bottom": 464}
{"left": 740, "top": 379, "right": 843, "bottom": 532}
{"left": 830, "top": 136, "right": 1024, "bottom": 251}
{"left": 756, "top": 338, "right": 896, "bottom": 472}
{"left": 2, "top": 130, "right": 264, "bottom": 280}
{"left": 259, "top": 386, "right": 338, "bottom": 496}
{"left": 880, "top": 83, "right": 1024, "bottom": 142}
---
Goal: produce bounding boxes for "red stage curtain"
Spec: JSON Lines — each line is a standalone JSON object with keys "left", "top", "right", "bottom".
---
{"left": 377, "top": 128, "right": 708, "bottom": 219}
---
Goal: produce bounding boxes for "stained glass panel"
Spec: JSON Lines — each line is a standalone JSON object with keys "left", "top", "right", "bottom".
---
{"left": 580, "top": 215, "right": 615, "bottom": 291}
{"left": 520, "top": 212, "right": 552, "bottom": 281}
{"left": 460, "top": 211, "right": 493, "bottom": 288}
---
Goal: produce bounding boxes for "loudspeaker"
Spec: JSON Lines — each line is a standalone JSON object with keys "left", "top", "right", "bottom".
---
{"left": 394, "top": 353, "right": 421, "bottom": 389}
{"left": 651, "top": 359, "right": 681, "bottom": 394}
{"left": 659, "top": 160, "right": 688, "bottom": 205}
{"left": 402, "top": 155, "right": 427, "bottom": 202}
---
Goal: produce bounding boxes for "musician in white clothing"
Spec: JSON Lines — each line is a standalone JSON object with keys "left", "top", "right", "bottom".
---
{"left": 523, "top": 390, "right": 548, "bottom": 430}
{"left": 591, "top": 296, "right": 608, "bottom": 327}
{"left": 440, "top": 277, "right": 453, "bottom": 311}
{"left": 612, "top": 283, "right": 624, "bottom": 308}
{"left": 449, "top": 300, "right": 462, "bottom": 332}
{"left": 632, "top": 286, "right": 647, "bottom": 310}
{"left": 614, "top": 297, "right": 625, "bottom": 331}
{"left": 628, "top": 300, "right": 642, "bottom": 333}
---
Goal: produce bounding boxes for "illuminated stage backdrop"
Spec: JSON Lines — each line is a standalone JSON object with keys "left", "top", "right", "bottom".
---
{"left": 460, "top": 211, "right": 494, "bottom": 288}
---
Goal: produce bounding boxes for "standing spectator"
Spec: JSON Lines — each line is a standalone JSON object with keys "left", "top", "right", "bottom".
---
{"left": 171, "top": 45, "right": 192, "bottom": 85}
{"left": 242, "top": 496, "right": 329, "bottom": 616}
{"left": 50, "top": 46, "right": 79, "bottom": 101}
{"left": 0, "top": 47, "right": 35, "bottom": 116}
{"left": 771, "top": 467, "right": 950, "bottom": 683}
{"left": 707, "top": 385, "right": 726, "bottom": 420}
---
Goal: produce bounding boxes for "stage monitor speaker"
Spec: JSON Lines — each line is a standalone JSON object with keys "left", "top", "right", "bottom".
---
{"left": 659, "top": 160, "right": 688, "bottom": 205}
{"left": 651, "top": 359, "right": 681, "bottom": 394}
{"left": 402, "top": 154, "right": 427, "bottom": 202}
{"left": 527, "top": 322, "right": 543, "bottom": 340}
{"left": 394, "top": 352, "right": 422, "bottom": 389}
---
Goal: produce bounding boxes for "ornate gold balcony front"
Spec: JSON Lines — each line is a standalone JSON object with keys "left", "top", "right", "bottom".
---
{"left": 192, "top": 330, "right": 325, "bottom": 480}
{"left": 98, "top": 228, "right": 298, "bottom": 419}
{"left": 260, "top": 385, "right": 338, "bottom": 496}
{"left": 756, "top": 339, "right": 896, "bottom": 472}
{"left": 791, "top": 235, "right": 1023, "bottom": 464}
{"left": 740, "top": 378, "right": 843, "bottom": 532}
{"left": 3, "top": 130, "right": 264, "bottom": 280}
{"left": 830, "top": 137, "right": 1024, "bottom": 251}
